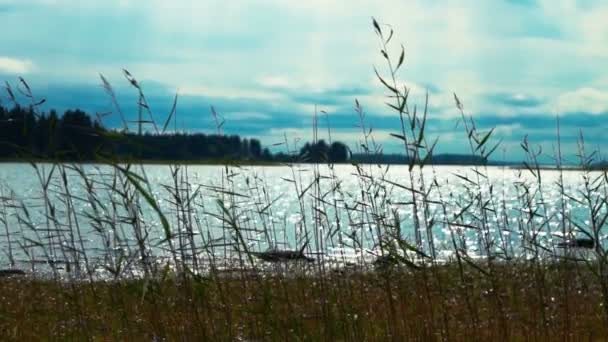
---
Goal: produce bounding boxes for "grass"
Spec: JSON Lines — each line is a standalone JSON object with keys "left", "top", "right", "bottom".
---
{"left": 1, "top": 263, "right": 607, "bottom": 341}
{"left": 0, "top": 18, "right": 607, "bottom": 341}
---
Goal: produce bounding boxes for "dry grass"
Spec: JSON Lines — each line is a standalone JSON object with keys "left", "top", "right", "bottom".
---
{"left": 0, "top": 263, "right": 606, "bottom": 341}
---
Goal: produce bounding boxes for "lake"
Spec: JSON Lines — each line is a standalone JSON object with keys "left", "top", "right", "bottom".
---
{"left": 0, "top": 162, "right": 604, "bottom": 277}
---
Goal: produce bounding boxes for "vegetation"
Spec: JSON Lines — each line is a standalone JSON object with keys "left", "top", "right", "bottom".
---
{"left": 0, "top": 19, "right": 607, "bottom": 341}
{"left": 1, "top": 264, "right": 607, "bottom": 340}
{"left": 0, "top": 105, "right": 487, "bottom": 165}
{"left": 0, "top": 105, "right": 351, "bottom": 163}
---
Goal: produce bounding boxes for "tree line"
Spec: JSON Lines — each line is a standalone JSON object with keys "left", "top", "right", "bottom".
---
{"left": 0, "top": 105, "right": 350, "bottom": 163}
{"left": 0, "top": 105, "right": 492, "bottom": 165}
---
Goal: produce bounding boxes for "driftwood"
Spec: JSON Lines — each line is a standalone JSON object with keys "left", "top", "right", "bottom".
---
{"left": 557, "top": 238, "right": 595, "bottom": 249}
{"left": 251, "top": 242, "right": 314, "bottom": 263}
{"left": 0, "top": 269, "right": 26, "bottom": 277}
{"left": 373, "top": 254, "right": 398, "bottom": 268}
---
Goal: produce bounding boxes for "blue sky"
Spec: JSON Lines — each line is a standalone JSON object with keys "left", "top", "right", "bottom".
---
{"left": 1, "top": 0, "right": 607, "bottom": 161}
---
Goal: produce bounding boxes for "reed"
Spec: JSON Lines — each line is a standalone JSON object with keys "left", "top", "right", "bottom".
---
{"left": 0, "top": 18, "right": 606, "bottom": 341}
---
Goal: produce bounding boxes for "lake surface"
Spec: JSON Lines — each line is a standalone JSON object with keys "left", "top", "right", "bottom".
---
{"left": 0, "top": 162, "right": 604, "bottom": 277}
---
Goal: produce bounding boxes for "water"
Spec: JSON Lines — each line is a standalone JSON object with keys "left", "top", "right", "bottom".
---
{"left": 0, "top": 162, "right": 605, "bottom": 277}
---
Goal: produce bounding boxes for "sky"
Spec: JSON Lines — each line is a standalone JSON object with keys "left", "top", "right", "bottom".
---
{"left": 0, "top": 0, "right": 607, "bottom": 162}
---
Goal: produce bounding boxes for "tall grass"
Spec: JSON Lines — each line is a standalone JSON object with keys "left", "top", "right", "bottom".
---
{"left": 0, "top": 18, "right": 607, "bottom": 340}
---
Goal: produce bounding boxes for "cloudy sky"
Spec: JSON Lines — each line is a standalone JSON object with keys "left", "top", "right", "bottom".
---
{"left": 1, "top": 0, "right": 607, "bottom": 161}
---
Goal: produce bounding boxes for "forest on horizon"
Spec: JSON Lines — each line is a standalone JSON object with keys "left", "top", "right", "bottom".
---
{"left": 0, "top": 104, "right": 491, "bottom": 165}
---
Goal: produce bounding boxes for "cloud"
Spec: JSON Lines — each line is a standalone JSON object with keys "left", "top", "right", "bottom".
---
{"left": 180, "top": 86, "right": 283, "bottom": 101}
{"left": 0, "top": 3, "right": 17, "bottom": 12}
{"left": 505, "top": 0, "right": 538, "bottom": 7}
{"left": 555, "top": 88, "right": 608, "bottom": 115}
{"left": 222, "top": 111, "right": 271, "bottom": 120}
{"left": 287, "top": 86, "right": 373, "bottom": 107}
{"left": 1, "top": 0, "right": 608, "bottom": 161}
{"left": 486, "top": 92, "right": 545, "bottom": 108}
{"left": 260, "top": 127, "right": 405, "bottom": 152}
{"left": 0, "top": 57, "right": 33, "bottom": 74}
{"left": 474, "top": 111, "right": 608, "bottom": 130}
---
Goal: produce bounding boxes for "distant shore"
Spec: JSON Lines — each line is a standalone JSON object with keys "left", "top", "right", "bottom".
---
{"left": 0, "top": 158, "right": 494, "bottom": 167}
{"left": 2, "top": 158, "right": 606, "bottom": 171}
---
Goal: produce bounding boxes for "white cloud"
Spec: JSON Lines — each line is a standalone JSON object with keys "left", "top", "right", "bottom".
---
{"left": 555, "top": 87, "right": 608, "bottom": 114}
{"left": 0, "top": 56, "right": 33, "bottom": 74}
{"left": 257, "top": 75, "right": 291, "bottom": 89}
{"left": 179, "top": 85, "right": 283, "bottom": 101}
{"left": 493, "top": 123, "right": 523, "bottom": 137}
{"left": 537, "top": 0, "right": 608, "bottom": 57}
{"left": 223, "top": 111, "right": 271, "bottom": 120}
